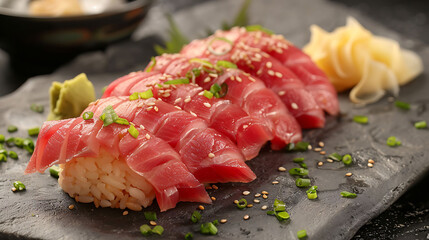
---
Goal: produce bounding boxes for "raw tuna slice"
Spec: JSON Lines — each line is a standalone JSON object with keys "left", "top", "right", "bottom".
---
{"left": 85, "top": 96, "right": 256, "bottom": 183}
{"left": 201, "top": 27, "right": 339, "bottom": 116}
{"left": 102, "top": 71, "right": 273, "bottom": 160}
{"left": 148, "top": 55, "right": 302, "bottom": 149}
{"left": 25, "top": 117, "right": 210, "bottom": 212}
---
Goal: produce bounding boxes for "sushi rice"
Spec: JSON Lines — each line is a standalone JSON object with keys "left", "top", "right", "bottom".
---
{"left": 58, "top": 149, "right": 156, "bottom": 211}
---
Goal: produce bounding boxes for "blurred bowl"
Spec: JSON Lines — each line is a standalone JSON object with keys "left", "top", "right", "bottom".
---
{"left": 0, "top": 0, "right": 153, "bottom": 73}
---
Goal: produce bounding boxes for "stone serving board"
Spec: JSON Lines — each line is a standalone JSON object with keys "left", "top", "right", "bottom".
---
{"left": 0, "top": 0, "right": 428, "bottom": 239}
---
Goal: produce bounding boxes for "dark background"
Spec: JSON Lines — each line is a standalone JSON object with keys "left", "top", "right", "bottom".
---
{"left": 0, "top": 0, "right": 428, "bottom": 239}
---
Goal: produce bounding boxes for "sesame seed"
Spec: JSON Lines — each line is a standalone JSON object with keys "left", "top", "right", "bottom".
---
{"left": 291, "top": 103, "right": 299, "bottom": 109}
{"left": 368, "top": 159, "right": 375, "bottom": 164}
{"left": 211, "top": 196, "right": 216, "bottom": 201}
{"left": 205, "top": 186, "right": 212, "bottom": 190}
{"left": 275, "top": 72, "right": 283, "bottom": 78}
{"left": 243, "top": 125, "right": 249, "bottom": 129}
{"left": 319, "top": 142, "right": 325, "bottom": 147}
{"left": 345, "top": 172, "right": 353, "bottom": 177}
{"left": 68, "top": 205, "right": 75, "bottom": 210}
{"left": 314, "top": 148, "right": 322, "bottom": 152}
{"left": 272, "top": 180, "right": 279, "bottom": 185}
{"left": 209, "top": 73, "right": 218, "bottom": 78}
{"left": 234, "top": 200, "right": 239, "bottom": 204}
{"left": 230, "top": 76, "right": 235, "bottom": 81}
{"left": 266, "top": 62, "right": 272, "bottom": 68}
{"left": 204, "top": 102, "right": 211, "bottom": 108}
{"left": 254, "top": 199, "right": 260, "bottom": 203}
{"left": 204, "top": 77, "right": 211, "bottom": 83}
{"left": 198, "top": 205, "right": 205, "bottom": 210}
{"left": 150, "top": 221, "right": 157, "bottom": 226}
{"left": 11, "top": 187, "right": 16, "bottom": 192}
{"left": 154, "top": 106, "right": 159, "bottom": 112}
{"left": 163, "top": 93, "right": 171, "bottom": 98}
{"left": 261, "top": 191, "right": 269, "bottom": 195}
{"left": 254, "top": 193, "right": 261, "bottom": 197}
{"left": 145, "top": 134, "right": 151, "bottom": 140}
{"left": 261, "top": 205, "right": 268, "bottom": 210}
{"left": 243, "top": 191, "right": 250, "bottom": 196}
{"left": 243, "top": 215, "right": 250, "bottom": 220}
{"left": 268, "top": 70, "right": 275, "bottom": 76}
{"left": 174, "top": 98, "right": 182, "bottom": 104}
{"left": 146, "top": 106, "right": 153, "bottom": 111}
{"left": 174, "top": 106, "right": 182, "bottom": 110}
{"left": 147, "top": 102, "right": 156, "bottom": 106}
{"left": 320, "top": 151, "right": 326, "bottom": 155}
{"left": 123, "top": 211, "right": 129, "bottom": 216}
{"left": 308, "top": 145, "right": 312, "bottom": 150}
{"left": 198, "top": 91, "right": 204, "bottom": 96}
{"left": 327, "top": 159, "right": 334, "bottom": 163}
{"left": 236, "top": 76, "right": 242, "bottom": 82}
{"left": 278, "top": 166, "right": 286, "bottom": 172}
{"left": 368, "top": 163, "right": 374, "bottom": 168}
{"left": 212, "top": 185, "right": 218, "bottom": 190}
{"left": 139, "top": 125, "right": 145, "bottom": 130}
{"left": 184, "top": 98, "right": 191, "bottom": 103}
{"left": 208, "top": 153, "right": 215, "bottom": 158}
{"left": 318, "top": 161, "right": 324, "bottom": 166}
{"left": 257, "top": 69, "right": 263, "bottom": 75}
{"left": 220, "top": 219, "right": 227, "bottom": 224}
{"left": 247, "top": 204, "right": 253, "bottom": 208}
{"left": 278, "top": 91, "right": 285, "bottom": 96}
{"left": 262, "top": 194, "right": 268, "bottom": 199}
{"left": 249, "top": 77, "right": 256, "bottom": 82}
{"left": 190, "top": 111, "right": 197, "bottom": 117}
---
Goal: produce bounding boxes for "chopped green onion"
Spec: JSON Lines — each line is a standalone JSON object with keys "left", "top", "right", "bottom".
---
{"left": 293, "top": 157, "right": 305, "bottom": 163}
{"left": 237, "top": 198, "right": 247, "bottom": 209}
{"left": 306, "top": 186, "right": 318, "bottom": 200}
{"left": 342, "top": 154, "right": 353, "bottom": 165}
{"left": 266, "top": 210, "right": 275, "bottom": 216}
{"left": 299, "top": 162, "right": 308, "bottom": 169}
{"left": 128, "top": 125, "right": 139, "bottom": 139}
{"left": 129, "top": 92, "right": 139, "bottom": 101}
{"left": 23, "top": 139, "right": 34, "bottom": 153}
{"left": 191, "top": 210, "right": 201, "bottom": 223}
{"left": 30, "top": 103, "right": 44, "bottom": 113}
{"left": 273, "top": 199, "right": 286, "bottom": 212}
{"left": 152, "top": 225, "right": 164, "bottom": 236}
{"left": 28, "top": 127, "right": 40, "bottom": 137}
{"left": 102, "top": 86, "right": 108, "bottom": 94}
{"left": 414, "top": 121, "right": 427, "bottom": 129}
{"left": 297, "top": 229, "right": 307, "bottom": 239}
{"left": 200, "top": 222, "right": 218, "bottom": 235}
{"left": 82, "top": 111, "right": 94, "bottom": 120}
{"left": 341, "top": 191, "right": 357, "bottom": 198}
{"left": 164, "top": 78, "right": 190, "bottom": 85}
{"left": 212, "top": 220, "right": 219, "bottom": 226}
{"left": 216, "top": 83, "right": 228, "bottom": 98}
{"left": 386, "top": 136, "right": 401, "bottom": 147}
{"left": 276, "top": 211, "right": 290, "bottom": 221}
{"left": 144, "top": 211, "right": 157, "bottom": 221}
{"left": 13, "top": 181, "right": 25, "bottom": 191}
{"left": 139, "top": 224, "right": 152, "bottom": 236}
{"left": 328, "top": 152, "right": 343, "bottom": 161}
{"left": 8, "top": 151, "right": 18, "bottom": 160}
{"left": 99, "top": 105, "right": 118, "bottom": 127}
{"left": 353, "top": 115, "right": 368, "bottom": 124}
{"left": 189, "top": 58, "right": 214, "bottom": 69}
{"left": 0, "top": 134, "right": 4, "bottom": 143}
{"left": 7, "top": 125, "right": 18, "bottom": 133}
{"left": 208, "top": 37, "right": 233, "bottom": 56}
{"left": 0, "top": 143, "right": 3, "bottom": 149}
{"left": 210, "top": 83, "right": 221, "bottom": 94}
{"left": 395, "top": 100, "right": 410, "bottom": 110}
{"left": 192, "top": 68, "right": 201, "bottom": 77}
{"left": 14, "top": 138, "right": 24, "bottom": 148}
{"left": 146, "top": 56, "right": 157, "bottom": 72}
{"left": 115, "top": 118, "right": 130, "bottom": 125}
{"left": 6, "top": 137, "right": 15, "bottom": 147}
{"left": 0, "top": 154, "right": 6, "bottom": 162}
{"left": 216, "top": 60, "right": 237, "bottom": 69}
{"left": 139, "top": 89, "right": 154, "bottom": 99}
{"left": 289, "top": 168, "right": 308, "bottom": 176}
{"left": 245, "top": 25, "right": 274, "bottom": 35}
{"left": 286, "top": 141, "right": 309, "bottom": 152}
{"left": 203, "top": 90, "right": 214, "bottom": 99}
{"left": 0, "top": 149, "right": 7, "bottom": 156}
{"left": 295, "top": 178, "right": 311, "bottom": 188}
{"left": 184, "top": 232, "right": 193, "bottom": 240}
{"left": 49, "top": 165, "right": 61, "bottom": 178}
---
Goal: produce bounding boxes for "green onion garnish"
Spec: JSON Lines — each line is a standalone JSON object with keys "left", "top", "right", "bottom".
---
{"left": 216, "top": 60, "right": 237, "bottom": 69}
{"left": 99, "top": 105, "right": 118, "bottom": 127}
{"left": 164, "top": 78, "right": 190, "bottom": 85}
{"left": 395, "top": 100, "right": 410, "bottom": 110}
{"left": 299, "top": 162, "right": 308, "bottom": 169}
{"left": 216, "top": 83, "right": 229, "bottom": 98}
{"left": 144, "top": 211, "right": 157, "bottom": 221}
{"left": 276, "top": 211, "right": 290, "bottom": 220}
{"left": 151, "top": 225, "right": 164, "bottom": 236}
{"left": 212, "top": 220, "right": 219, "bottom": 226}
{"left": 82, "top": 111, "right": 94, "bottom": 120}
{"left": 342, "top": 154, "right": 353, "bottom": 165}
{"left": 295, "top": 178, "right": 311, "bottom": 188}
{"left": 13, "top": 181, "right": 25, "bottom": 191}
{"left": 6, "top": 137, "right": 14, "bottom": 147}
{"left": 297, "top": 229, "right": 307, "bottom": 239}
{"left": 49, "top": 165, "right": 61, "bottom": 178}
{"left": 102, "top": 86, "right": 108, "bottom": 94}
{"left": 414, "top": 121, "right": 427, "bottom": 129}
{"left": 129, "top": 92, "right": 139, "bottom": 101}
{"left": 340, "top": 191, "right": 357, "bottom": 198}
{"left": 289, "top": 168, "right": 308, "bottom": 176}
{"left": 189, "top": 58, "right": 214, "bottom": 69}
{"left": 13, "top": 138, "right": 24, "bottom": 148}
{"left": 7, "top": 125, "right": 18, "bottom": 133}
{"left": 353, "top": 115, "right": 368, "bottom": 124}
{"left": 0, "top": 149, "right": 7, "bottom": 155}
{"left": 0, "top": 154, "right": 6, "bottom": 162}
{"left": 245, "top": 25, "right": 274, "bottom": 35}
{"left": 191, "top": 210, "right": 201, "bottom": 223}
{"left": 328, "top": 152, "right": 343, "bottom": 161}
{"left": 139, "top": 89, "right": 153, "bottom": 99}
{"left": 28, "top": 127, "right": 40, "bottom": 137}
{"left": 23, "top": 139, "right": 34, "bottom": 153}
{"left": 236, "top": 198, "right": 247, "bottom": 209}
{"left": 128, "top": 125, "right": 139, "bottom": 139}
{"left": 210, "top": 83, "right": 221, "bottom": 95}
{"left": 184, "top": 232, "right": 193, "bottom": 240}
{"left": 8, "top": 151, "right": 18, "bottom": 160}
{"left": 286, "top": 141, "right": 309, "bottom": 151}
{"left": 306, "top": 186, "right": 318, "bottom": 200}
{"left": 115, "top": 118, "right": 130, "bottom": 125}
{"left": 146, "top": 56, "right": 157, "bottom": 72}
{"left": 273, "top": 199, "right": 286, "bottom": 212}
{"left": 203, "top": 90, "right": 214, "bottom": 99}
{"left": 30, "top": 104, "right": 44, "bottom": 113}
{"left": 0, "top": 143, "right": 3, "bottom": 149}
{"left": 386, "top": 136, "right": 401, "bottom": 147}
{"left": 208, "top": 37, "right": 233, "bottom": 56}
{"left": 0, "top": 134, "right": 4, "bottom": 143}
{"left": 293, "top": 157, "right": 305, "bottom": 163}
{"left": 200, "top": 222, "right": 218, "bottom": 235}
{"left": 139, "top": 224, "right": 152, "bottom": 236}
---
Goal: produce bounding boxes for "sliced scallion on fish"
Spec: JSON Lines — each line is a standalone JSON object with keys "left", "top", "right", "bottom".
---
{"left": 146, "top": 56, "right": 157, "bottom": 72}
{"left": 245, "top": 25, "right": 274, "bottom": 35}
{"left": 129, "top": 92, "right": 139, "bottom": 101}
{"left": 114, "top": 118, "right": 129, "bottom": 125}
{"left": 128, "top": 125, "right": 139, "bottom": 139}
{"left": 216, "top": 60, "right": 237, "bottom": 69}
{"left": 203, "top": 90, "right": 214, "bottom": 99}
{"left": 100, "top": 105, "right": 118, "bottom": 127}
{"left": 49, "top": 165, "right": 61, "bottom": 178}
{"left": 208, "top": 37, "right": 233, "bottom": 56}
{"left": 82, "top": 111, "right": 94, "bottom": 120}
{"left": 139, "top": 89, "right": 153, "bottom": 99}
{"left": 164, "top": 78, "right": 190, "bottom": 85}
{"left": 189, "top": 58, "right": 214, "bottom": 69}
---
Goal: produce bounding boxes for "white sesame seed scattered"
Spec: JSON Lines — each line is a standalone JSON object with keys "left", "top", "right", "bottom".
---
{"left": 327, "top": 159, "right": 334, "bottom": 163}
{"left": 198, "top": 205, "right": 205, "bottom": 210}
{"left": 249, "top": 77, "right": 256, "bottom": 82}
{"left": 368, "top": 159, "right": 375, "bottom": 164}
{"left": 146, "top": 106, "right": 153, "bottom": 111}
{"left": 254, "top": 199, "right": 260, "bottom": 203}
{"left": 139, "top": 125, "right": 145, "bottom": 130}
{"left": 197, "top": 91, "right": 204, "bottom": 96}
{"left": 243, "top": 191, "right": 250, "bottom": 196}
{"left": 262, "top": 194, "right": 268, "bottom": 199}
{"left": 278, "top": 166, "right": 286, "bottom": 172}
{"left": 174, "top": 98, "right": 182, "bottom": 104}
{"left": 145, "top": 134, "right": 151, "bottom": 140}
{"left": 268, "top": 70, "right": 275, "bottom": 76}
{"left": 147, "top": 102, "right": 156, "bottom": 106}
{"left": 243, "top": 215, "right": 250, "bottom": 220}
{"left": 163, "top": 93, "right": 171, "bottom": 98}
{"left": 123, "top": 211, "right": 129, "bottom": 216}
{"left": 291, "top": 103, "right": 299, "bottom": 109}
{"left": 204, "top": 102, "right": 211, "bottom": 108}
{"left": 154, "top": 106, "right": 159, "bottom": 112}
{"left": 184, "top": 98, "right": 191, "bottom": 103}
{"left": 243, "top": 125, "right": 248, "bottom": 129}
{"left": 209, "top": 73, "right": 218, "bottom": 78}
{"left": 345, "top": 172, "right": 353, "bottom": 177}
{"left": 208, "top": 153, "right": 215, "bottom": 158}
{"left": 68, "top": 205, "right": 75, "bottom": 210}
{"left": 261, "top": 191, "right": 268, "bottom": 195}
{"left": 275, "top": 72, "right": 283, "bottom": 78}
{"left": 204, "top": 77, "right": 211, "bottom": 83}
{"left": 254, "top": 193, "right": 261, "bottom": 197}
{"left": 319, "top": 142, "right": 325, "bottom": 147}
{"left": 236, "top": 76, "right": 242, "bottom": 82}
{"left": 368, "top": 163, "right": 374, "bottom": 168}
{"left": 212, "top": 185, "right": 218, "bottom": 190}
{"left": 190, "top": 111, "right": 197, "bottom": 117}
{"left": 220, "top": 219, "right": 228, "bottom": 224}
{"left": 266, "top": 62, "right": 272, "bottom": 68}
{"left": 211, "top": 196, "right": 216, "bottom": 201}
{"left": 320, "top": 151, "right": 326, "bottom": 155}
{"left": 318, "top": 162, "right": 324, "bottom": 166}
{"left": 278, "top": 91, "right": 285, "bottom": 96}
{"left": 314, "top": 148, "right": 322, "bottom": 152}
{"left": 261, "top": 205, "right": 268, "bottom": 210}
{"left": 150, "top": 221, "right": 157, "bottom": 226}
{"left": 230, "top": 76, "right": 235, "bottom": 81}
{"left": 174, "top": 106, "right": 182, "bottom": 110}
{"left": 257, "top": 69, "right": 263, "bottom": 75}
{"left": 272, "top": 181, "right": 279, "bottom": 185}
{"left": 308, "top": 145, "right": 312, "bottom": 150}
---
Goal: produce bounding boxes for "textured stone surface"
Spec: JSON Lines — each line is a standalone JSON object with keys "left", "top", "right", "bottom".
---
{"left": 0, "top": 0, "right": 428, "bottom": 239}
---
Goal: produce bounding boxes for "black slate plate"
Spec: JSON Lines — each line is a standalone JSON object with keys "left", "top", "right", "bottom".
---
{"left": 0, "top": 0, "right": 428, "bottom": 239}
